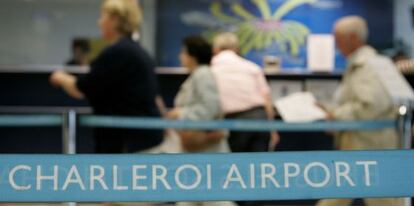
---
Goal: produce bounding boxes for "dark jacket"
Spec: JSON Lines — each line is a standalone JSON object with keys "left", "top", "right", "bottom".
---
{"left": 77, "top": 37, "right": 163, "bottom": 153}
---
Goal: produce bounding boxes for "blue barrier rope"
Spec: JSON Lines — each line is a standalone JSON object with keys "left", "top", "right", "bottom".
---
{"left": 0, "top": 150, "right": 412, "bottom": 202}
{"left": 0, "top": 115, "right": 63, "bottom": 127}
{"left": 80, "top": 116, "right": 396, "bottom": 132}
{"left": 0, "top": 114, "right": 397, "bottom": 131}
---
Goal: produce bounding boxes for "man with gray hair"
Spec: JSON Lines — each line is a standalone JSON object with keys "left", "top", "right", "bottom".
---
{"left": 316, "top": 16, "right": 403, "bottom": 206}
{"left": 211, "top": 32, "right": 279, "bottom": 153}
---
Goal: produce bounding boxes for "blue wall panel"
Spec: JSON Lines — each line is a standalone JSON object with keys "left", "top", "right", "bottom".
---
{"left": 156, "top": 0, "right": 394, "bottom": 71}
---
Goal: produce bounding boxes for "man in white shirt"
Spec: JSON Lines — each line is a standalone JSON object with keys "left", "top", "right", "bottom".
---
{"left": 211, "top": 33, "right": 279, "bottom": 152}
{"left": 316, "top": 16, "right": 403, "bottom": 206}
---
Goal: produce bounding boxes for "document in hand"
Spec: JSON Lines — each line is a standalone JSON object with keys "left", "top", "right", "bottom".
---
{"left": 275, "top": 92, "right": 327, "bottom": 123}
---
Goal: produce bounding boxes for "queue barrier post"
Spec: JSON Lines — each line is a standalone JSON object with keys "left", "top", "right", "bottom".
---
{"left": 397, "top": 104, "right": 413, "bottom": 206}
{"left": 398, "top": 104, "right": 413, "bottom": 149}
{"left": 62, "top": 110, "right": 77, "bottom": 206}
{"left": 62, "top": 110, "right": 77, "bottom": 155}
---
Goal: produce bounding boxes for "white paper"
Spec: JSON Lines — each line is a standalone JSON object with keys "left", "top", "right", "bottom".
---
{"left": 307, "top": 34, "right": 335, "bottom": 72}
{"left": 275, "top": 92, "right": 327, "bottom": 123}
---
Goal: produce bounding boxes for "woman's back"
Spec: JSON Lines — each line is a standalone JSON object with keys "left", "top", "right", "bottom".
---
{"left": 77, "top": 37, "right": 163, "bottom": 153}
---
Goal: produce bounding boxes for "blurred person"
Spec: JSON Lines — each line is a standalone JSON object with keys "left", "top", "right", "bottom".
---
{"left": 66, "top": 38, "right": 91, "bottom": 66}
{"left": 50, "top": 0, "right": 164, "bottom": 154}
{"left": 211, "top": 32, "right": 279, "bottom": 153}
{"left": 166, "top": 36, "right": 235, "bottom": 206}
{"left": 167, "top": 36, "right": 230, "bottom": 154}
{"left": 316, "top": 16, "right": 403, "bottom": 206}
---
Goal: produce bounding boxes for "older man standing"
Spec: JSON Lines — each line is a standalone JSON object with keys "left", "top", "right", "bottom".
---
{"left": 316, "top": 16, "right": 403, "bottom": 206}
{"left": 211, "top": 33, "right": 279, "bottom": 153}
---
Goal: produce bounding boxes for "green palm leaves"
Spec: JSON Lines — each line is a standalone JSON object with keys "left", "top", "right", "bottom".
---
{"left": 273, "top": 0, "right": 316, "bottom": 20}
{"left": 209, "top": 0, "right": 315, "bottom": 56}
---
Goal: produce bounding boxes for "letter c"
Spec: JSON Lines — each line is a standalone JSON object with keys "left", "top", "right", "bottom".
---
{"left": 9, "top": 165, "right": 32, "bottom": 190}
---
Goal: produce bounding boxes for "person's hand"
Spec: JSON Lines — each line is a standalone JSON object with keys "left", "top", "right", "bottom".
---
{"left": 269, "top": 131, "right": 280, "bottom": 151}
{"left": 315, "top": 102, "right": 334, "bottom": 120}
{"left": 325, "top": 112, "right": 335, "bottom": 120}
{"left": 49, "top": 70, "right": 85, "bottom": 99}
{"left": 166, "top": 108, "right": 181, "bottom": 120}
{"left": 49, "top": 70, "right": 67, "bottom": 88}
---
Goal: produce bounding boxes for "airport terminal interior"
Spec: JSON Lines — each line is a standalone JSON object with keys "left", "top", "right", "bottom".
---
{"left": 0, "top": 0, "right": 414, "bottom": 206}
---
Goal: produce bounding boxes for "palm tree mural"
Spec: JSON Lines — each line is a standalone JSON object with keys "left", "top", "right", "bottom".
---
{"left": 182, "top": 0, "right": 316, "bottom": 56}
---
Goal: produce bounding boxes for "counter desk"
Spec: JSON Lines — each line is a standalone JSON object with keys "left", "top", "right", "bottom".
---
{"left": 2, "top": 65, "right": 396, "bottom": 154}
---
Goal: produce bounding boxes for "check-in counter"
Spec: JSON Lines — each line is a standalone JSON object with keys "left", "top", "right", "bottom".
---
{"left": 0, "top": 65, "right": 343, "bottom": 107}
{"left": 1, "top": 65, "right": 391, "bottom": 154}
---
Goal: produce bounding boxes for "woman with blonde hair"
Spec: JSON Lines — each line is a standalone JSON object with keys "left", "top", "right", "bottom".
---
{"left": 50, "top": 0, "right": 164, "bottom": 153}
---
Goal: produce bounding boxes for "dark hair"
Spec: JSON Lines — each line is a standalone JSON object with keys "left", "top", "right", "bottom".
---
{"left": 182, "top": 36, "right": 212, "bottom": 65}
{"left": 72, "top": 38, "right": 91, "bottom": 53}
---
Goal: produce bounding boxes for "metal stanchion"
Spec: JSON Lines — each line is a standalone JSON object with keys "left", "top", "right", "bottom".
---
{"left": 62, "top": 110, "right": 77, "bottom": 154}
{"left": 404, "top": 106, "right": 413, "bottom": 150}
{"left": 398, "top": 104, "right": 413, "bottom": 150}
{"left": 62, "top": 110, "right": 77, "bottom": 206}
{"left": 398, "top": 104, "right": 413, "bottom": 206}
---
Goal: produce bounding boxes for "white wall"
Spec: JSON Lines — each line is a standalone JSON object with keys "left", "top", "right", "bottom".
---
{"left": 0, "top": 0, "right": 410, "bottom": 64}
{"left": 0, "top": 0, "right": 156, "bottom": 65}
{"left": 140, "top": 0, "right": 157, "bottom": 57}
{"left": 394, "top": 0, "right": 414, "bottom": 57}
{"left": 0, "top": 0, "right": 101, "bottom": 65}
